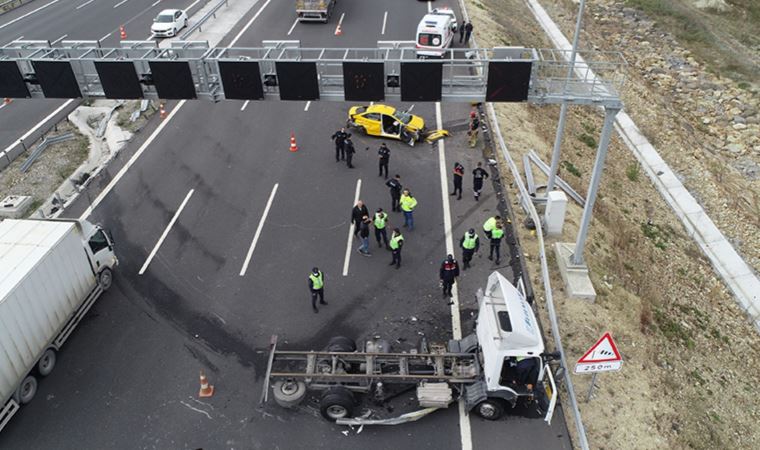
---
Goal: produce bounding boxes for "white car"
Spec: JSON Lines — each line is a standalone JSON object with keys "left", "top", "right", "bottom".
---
{"left": 151, "top": 9, "right": 188, "bottom": 38}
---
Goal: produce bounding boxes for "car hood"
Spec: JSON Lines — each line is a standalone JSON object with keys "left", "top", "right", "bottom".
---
{"left": 151, "top": 23, "right": 173, "bottom": 31}
{"left": 407, "top": 115, "right": 425, "bottom": 131}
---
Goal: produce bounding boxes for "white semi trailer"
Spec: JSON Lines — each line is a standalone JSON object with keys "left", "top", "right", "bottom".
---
{"left": 0, "top": 218, "right": 117, "bottom": 432}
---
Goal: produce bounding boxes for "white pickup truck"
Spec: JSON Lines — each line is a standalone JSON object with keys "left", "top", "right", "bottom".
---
{"left": 262, "top": 271, "right": 558, "bottom": 425}
{"left": 0, "top": 218, "right": 117, "bottom": 432}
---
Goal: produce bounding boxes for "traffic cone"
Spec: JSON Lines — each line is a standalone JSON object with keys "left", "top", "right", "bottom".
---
{"left": 159, "top": 103, "right": 167, "bottom": 119}
{"left": 289, "top": 131, "right": 299, "bottom": 152}
{"left": 119, "top": 25, "right": 127, "bottom": 40}
{"left": 3, "top": 98, "right": 11, "bottom": 105}
{"left": 199, "top": 371, "right": 214, "bottom": 398}
{"left": 334, "top": 24, "right": 342, "bottom": 36}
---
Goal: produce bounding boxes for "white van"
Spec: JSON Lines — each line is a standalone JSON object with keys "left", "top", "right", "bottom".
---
{"left": 415, "top": 8, "right": 458, "bottom": 58}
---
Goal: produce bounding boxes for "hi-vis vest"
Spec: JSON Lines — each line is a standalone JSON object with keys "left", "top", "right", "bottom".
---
{"left": 390, "top": 233, "right": 404, "bottom": 250}
{"left": 400, "top": 195, "right": 417, "bottom": 212}
{"left": 462, "top": 233, "right": 478, "bottom": 250}
{"left": 491, "top": 228, "right": 504, "bottom": 239}
{"left": 374, "top": 212, "right": 387, "bottom": 229}
{"left": 483, "top": 216, "right": 497, "bottom": 232}
{"left": 309, "top": 271, "right": 324, "bottom": 290}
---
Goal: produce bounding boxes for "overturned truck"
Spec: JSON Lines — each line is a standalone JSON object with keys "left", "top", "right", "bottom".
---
{"left": 261, "top": 271, "right": 559, "bottom": 425}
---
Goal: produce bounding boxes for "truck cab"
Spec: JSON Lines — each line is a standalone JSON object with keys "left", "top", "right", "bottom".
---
{"left": 465, "top": 271, "right": 557, "bottom": 422}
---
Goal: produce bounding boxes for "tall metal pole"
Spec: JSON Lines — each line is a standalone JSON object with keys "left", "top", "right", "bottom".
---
{"left": 571, "top": 106, "right": 620, "bottom": 265}
{"left": 545, "top": 0, "right": 587, "bottom": 193}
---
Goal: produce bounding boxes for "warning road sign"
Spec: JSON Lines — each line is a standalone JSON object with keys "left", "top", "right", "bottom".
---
{"left": 574, "top": 332, "right": 623, "bottom": 374}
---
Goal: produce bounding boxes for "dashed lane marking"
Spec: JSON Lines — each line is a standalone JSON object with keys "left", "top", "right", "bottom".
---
{"left": 304, "top": 101, "right": 311, "bottom": 111}
{"left": 241, "top": 100, "right": 250, "bottom": 111}
{"left": 381, "top": 11, "right": 387, "bottom": 35}
{"left": 287, "top": 17, "right": 298, "bottom": 36}
{"left": 139, "top": 189, "right": 195, "bottom": 275}
{"left": 240, "top": 183, "right": 279, "bottom": 276}
{"left": 76, "top": 0, "right": 95, "bottom": 10}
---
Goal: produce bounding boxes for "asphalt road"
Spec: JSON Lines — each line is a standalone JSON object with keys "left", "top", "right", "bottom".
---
{"left": 0, "top": 0, "right": 208, "bottom": 155}
{"left": 0, "top": 0, "right": 573, "bottom": 448}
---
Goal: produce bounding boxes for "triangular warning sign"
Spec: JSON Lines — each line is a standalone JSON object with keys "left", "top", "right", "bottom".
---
{"left": 577, "top": 332, "right": 622, "bottom": 364}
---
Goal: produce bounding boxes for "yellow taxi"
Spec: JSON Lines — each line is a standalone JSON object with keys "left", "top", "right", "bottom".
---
{"left": 346, "top": 104, "right": 427, "bottom": 146}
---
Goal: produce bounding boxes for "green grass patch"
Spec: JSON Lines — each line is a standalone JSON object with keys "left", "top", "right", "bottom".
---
{"left": 562, "top": 160, "right": 581, "bottom": 177}
{"left": 626, "top": 163, "right": 641, "bottom": 182}
{"left": 641, "top": 222, "right": 673, "bottom": 250}
{"left": 578, "top": 133, "right": 597, "bottom": 149}
{"left": 654, "top": 308, "right": 695, "bottom": 349}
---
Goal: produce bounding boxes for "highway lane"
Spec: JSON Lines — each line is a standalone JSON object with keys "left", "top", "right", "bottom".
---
{"left": 0, "top": 0, "right": 208, "bottom": 160}
{"left": 0, "top": 0, "right": 572, "bottom": 448}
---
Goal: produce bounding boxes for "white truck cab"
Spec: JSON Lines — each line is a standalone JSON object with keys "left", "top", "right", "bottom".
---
{"left": 415, "top": 8, "right": 458, "bottom": 58}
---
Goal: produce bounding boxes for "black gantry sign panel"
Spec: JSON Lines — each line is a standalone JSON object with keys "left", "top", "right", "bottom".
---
{"left": 0, "top": 61, "right": 30, "bottom": 98}
{"left": 486, "top": 61, "right": 532, "bottom": 102}
{"left": 94, "top": 61, "right": 143, "bottom": 99}
{"left": 342, "top": 62, "right": 384, "bottom": 102}
{"left": 218, "top": 61, "right": 264, "bottom": 100}
{"left": 275, "top": 62, "right": 319, "bottom": 101}
{"left": 149, "top": 61, "right": 196, "bottom": 99}
{"left": 400, "top": 63, "right": 442, "bottom": 102}
{"left": 32, "top": 61, "right": 81, "bottom": 98}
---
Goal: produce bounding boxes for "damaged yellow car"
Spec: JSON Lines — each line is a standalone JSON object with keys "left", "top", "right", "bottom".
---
{"left": 347, "top": 104, "right": 441, "bottom": 146}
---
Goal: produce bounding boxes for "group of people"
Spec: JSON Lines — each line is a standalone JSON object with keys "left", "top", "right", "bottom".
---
{"left": 451, "top": 160, "right": 490, "bottom": 201}
{"left": 458, "top": 20, "right": 474, "bottom": 45}
{"left": 330, "top": 128, "right": 356, "bottom": 168}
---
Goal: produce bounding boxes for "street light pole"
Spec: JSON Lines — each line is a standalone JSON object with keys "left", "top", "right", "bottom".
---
{"left": 545, "top": 0, "right": 586, "bottom": 193}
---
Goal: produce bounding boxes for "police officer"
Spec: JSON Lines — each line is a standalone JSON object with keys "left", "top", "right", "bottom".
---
{"left": 488, "top": 222, "right": 504, "bottom": 264}
{"left": 483, "top": 215, "right": 501, "bottom": 239}
{"left": 450, "top": 162, "right": 464, "bottom": 200}
{"left": 386, "top": 174, "right": 403, "bottom": 212}
{"left": 378, "top": 143, "right": 390, "bottom": 179}
{"left": 400, "top": 189, "right": 418, "bottom": 231}
{"left": 389, "top": 228, "right": 404, "bottom": 269}
{"left": 330, "top": 128, "right": 348, "bottom": 161}
{"left": 351, "top": 200, "right": 369, "bottom": 237}
{"left": 308, "top": 267, "right": 327, "bottom": 313}
{"left": 374, "top": 208, "right": 389, "bottom": 249}
{"left": 472, "top": 162, "right": 489, "bottom": 201}
{"left": 459, "top": 228, "right": 480, "bottom": 270}
{"left": 344, "top": 136, "right": 356, "bottom": 168}
{"left": 439, "top": 254, "right": 460, "bottom": 298}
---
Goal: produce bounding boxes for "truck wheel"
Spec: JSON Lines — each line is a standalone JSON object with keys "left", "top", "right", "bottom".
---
{"left": 272, "top": 379, "right": 307, "bottom": 408}
{"left": 327, "top": 336, "right": 356, "bottom": 352}
{"left": 37, "top": 349, "right": 56, "bottom": 377}
{"left": 475, "top": 398, "right": 504, "bottom": 420}
{"left": 18, "top": 376, "right": 38, "bottom": 404}
{"left": 99, "top": 268, "right": 113, "bottom": 291}
{"left": 319, "top": 388, "right": 354, "bottom": 421}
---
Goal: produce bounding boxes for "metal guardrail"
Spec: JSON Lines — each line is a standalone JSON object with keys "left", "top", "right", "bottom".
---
{"left": 20, "top": 132, "right": 75, "bottom": 173}
{"left": 179, "top": 0, "right": 228, "bottom": 40}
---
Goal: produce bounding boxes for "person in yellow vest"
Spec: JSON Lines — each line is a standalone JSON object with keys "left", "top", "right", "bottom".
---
{"left": 459, "top": 228, "right": 480, "bottom": 270}
{"left": 488, "top": 222, "right": 504, "bottom": 265}
{"left": 374, "top": 208, "right": 389, "bottom": 249}
{"left": 482, "top": 215, "right": 501, "bottom": 239}
{"left": 308, "top": 267, "right": 327, "bottom": 313}
{"left": 400, "top": 189, "right": 418, "bottom": 231}
{"left": 389, "top": 228, "right": 404, "bottom": 269}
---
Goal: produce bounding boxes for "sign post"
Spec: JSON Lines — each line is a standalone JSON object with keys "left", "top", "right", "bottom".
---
{"left": 574, "top": 332, "right": 622, "bottom": 402}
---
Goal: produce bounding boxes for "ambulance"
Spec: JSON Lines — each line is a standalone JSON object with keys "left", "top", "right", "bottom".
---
{"left": 415, "top": 8, "right": 458, "bottom": 58}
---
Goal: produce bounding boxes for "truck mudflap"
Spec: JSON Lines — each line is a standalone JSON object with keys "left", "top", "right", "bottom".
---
{"left": 335, "top": 407, "right": 441, "bottom": 426}
{"left": 448, "top": 333, "right": 478, "bottom": 354}
{"left": 464, "top": 380, "right": 488, "bottom": 410}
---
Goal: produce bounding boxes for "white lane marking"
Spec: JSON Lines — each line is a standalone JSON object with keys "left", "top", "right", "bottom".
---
{"left": 80, "top": 100, "right": 187, "bottom": 220}
{"left": 113, "top": 0, "right": 129, "bottom": 8}
{"left": 228, "top": 0, "right": 272, "bottom": 47}
{"left": 99, "top": 32, "right": 112, "bottom": 41}
{"left": 52, "top": 34, "right": 68, "bottom": 45}
{"left": 139, "top": 189, "right": 194, "bottom": 275}
{"left": 0, "top": 99, "right": 74, "bottom": 161}
{"left": 76, "top": 0, "right": 95, "bottom": 9}
{"left": 427, "top": 1, "right": 432, "bottom": 13}
{"left": 303, "top": 101, "right": 311, "bottom": 111}
{"left": 0, "top": 102, "right": 8, "bottom": 111}
{"left": 240, "top": 100, "right": 250, "bottom": 111}
{"left": 381, "top": 11, "right": 387, "bottom": 35}
{"left": 435, "top": 101, "right": 471, "bottom": 449}
{"left": 342, "top": 179, "right": 361, "bottom": 276}
{"left": 239, "top": 183, "right": 279, "bottom": 276}
{"left": 151, "top": 0, "right": 160, "bottom": 6}
{"left": 185, "top": 0, "right": 202, "bottom": 12}
{"left": 337, "top": 12, "right": 345, "bottom": 26}
{"left": 287, "top": 17, "right": 298, "bottom": 36}
{"left": 0, "top": 0, "right": 61, "bottom": 31}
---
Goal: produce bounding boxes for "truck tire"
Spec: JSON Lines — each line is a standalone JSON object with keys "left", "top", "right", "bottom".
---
{"left": 99, "top": 268, "right": 113, "bottom": 291}
{"left": 327, "top": 336, "right": 356, "bottom": 353}
{"left": 475, "top": 398, "right": 504, "bottom": 421}
{"left": 18, "top": 375, "right": 38, "bottom": 404}
{"left": 272, "top": 380, "right": 307, "bottom": 408}
{"left": 37, "top": 349, "right": 56, "bottom": 377}
{"left": 319, "top": 388, "right": 354, "bottom": 421}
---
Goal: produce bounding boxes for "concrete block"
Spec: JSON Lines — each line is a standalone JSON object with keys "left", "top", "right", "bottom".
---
{"left": 554, "top": 242, "right": 596, "bottom": 302}
{"left": 0, "top": 195, "right": 33, "bottom": 219}
{"left": 544, "top": 191, "right": 567, "bottom": 236}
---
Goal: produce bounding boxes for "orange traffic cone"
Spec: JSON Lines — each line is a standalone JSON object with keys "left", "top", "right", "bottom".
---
{"left": 334, "top": 24, "right": 342, "bottom": 36}
{"left": 119, "top": 25, "right": 127, "bottom": 40}
{"left": 3, "top": 98, "right": 11, "bottom": 105}
{"left": 199, "top": 371, "right": 214, "bottom": 398}
{"left": 289, "top": 132, "right": 299, "bottom": 152}
{"left": 159, "top": 103, "right": 167, "bottom": 119}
